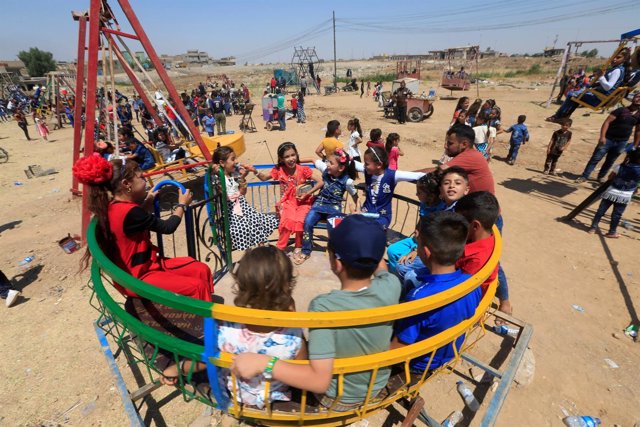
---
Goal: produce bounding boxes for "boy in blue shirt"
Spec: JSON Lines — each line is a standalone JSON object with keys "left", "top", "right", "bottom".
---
{"left": 391, "top": 211, "right": 481, "bottom": 373}
{"left": 202, "top": 111, "right": 216, "bottom": 137}
{"left": 505, "top": 115, "right": 530, "bottom": 165}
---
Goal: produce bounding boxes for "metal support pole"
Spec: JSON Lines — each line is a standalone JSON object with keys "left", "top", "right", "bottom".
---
{"left": 81, "top": 0, "right": 101, "bottom": 243}
{"left": 333, "top": 11, "right": 337, "bottom": 90}
{"left": 117, "top": 0, "right": 212, "bottom": 161}
{"left": 71, "top": 12, "right": 87, "bottom": 195}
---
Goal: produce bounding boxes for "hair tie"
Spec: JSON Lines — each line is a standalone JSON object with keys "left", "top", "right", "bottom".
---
{"left": 72, "top": 153, "right": 113, "bottom": 185}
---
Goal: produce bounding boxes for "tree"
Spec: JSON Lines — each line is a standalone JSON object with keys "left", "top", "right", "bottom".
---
{"left": 17, "top": 47, "right": 57, "bottom": 77}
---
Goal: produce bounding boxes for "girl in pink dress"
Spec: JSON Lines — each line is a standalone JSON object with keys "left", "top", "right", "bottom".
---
{"left": 385, "top": 132, "right": 404, "bottom": 170}
{"left": 249, "top": 142, "right": 316, "bottom": 253}
{"left": 35, "top": 113, "right": 50, "bottom": 142}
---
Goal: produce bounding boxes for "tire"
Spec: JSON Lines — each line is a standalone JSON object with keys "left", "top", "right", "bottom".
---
{"left": 423, "top": 104, "right": 435, "bottom": 119}
{"left": 0, "top": 148, "right": 8, "bottom": 164}
{"left": 266, "top": 122, "right": 273, "bottom": 131}
{"left": 407, "top": 107, "right": 423, "bottom": 123}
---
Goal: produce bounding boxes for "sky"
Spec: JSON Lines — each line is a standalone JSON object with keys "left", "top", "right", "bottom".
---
{"left": 1, "top": 0, "right": 638, "bottom": 64}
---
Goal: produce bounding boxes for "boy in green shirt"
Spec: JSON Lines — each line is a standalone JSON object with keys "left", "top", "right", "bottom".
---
{"left": 232, "top": 215, "right": 401, "bottom": 409}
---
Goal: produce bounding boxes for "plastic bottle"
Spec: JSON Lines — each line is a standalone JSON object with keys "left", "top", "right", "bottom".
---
{"left": 562, "top": 416, "right": 601, "bottom": 427}
{"left": 17, "top": 256, "right": 35, "bottom": 267}
{"left": 456, "top": 381, "right": 480, "bottom": 411}
{"left": 441, "top": 410, "right": 463, "bottom": 427}
{"left": 493, "top": 325, "right": 519, "bottom": 336}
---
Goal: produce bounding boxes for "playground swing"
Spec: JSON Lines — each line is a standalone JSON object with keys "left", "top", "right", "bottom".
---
{"left": 440, "top": 46, "right": 479, "bottom": 97}
{"left": 547, "top": 29, "right": 640, "bottom": 111}
{"left": 88, "top": 166, "right": 532, "bottom": 427}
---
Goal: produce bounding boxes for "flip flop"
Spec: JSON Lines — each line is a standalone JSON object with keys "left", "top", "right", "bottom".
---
{"left": 293, "top": 252, "right": 310, "bottom": 265}
{"left": 605, "top": 233, "right": 620, "bottom": 239}
{"left": 588, "top": 228, "right": 597, "bottom": 234}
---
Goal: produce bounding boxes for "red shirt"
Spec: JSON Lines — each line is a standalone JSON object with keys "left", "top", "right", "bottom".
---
{"left": 445, "top": 149, "right": 495, "bottom": 194}
{"left": 455, "top": 235, "right": 497, "bottom": 296}
{"left": 291, "top": 98, "right": 298, "bottom": 109}
{"left": 366, "top": 140, "right": 385, "bottom": 149}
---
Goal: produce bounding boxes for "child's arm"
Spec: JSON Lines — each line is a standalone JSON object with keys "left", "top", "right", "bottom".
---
{"left": 394, "top": 170, "right": 426, "bottom": 182}
{"left": 299, "top": 156, "right": 316, "bottom": 164}
{"left": 232, "top": 354, "right": 333, "bottom": 394}
{"left": 346, "top": 180, "right": 359, "bottom": 212}
{"left": 562, "top": 134, "right": 573, "bottom": 152}
{"left": 245, "top": 164, "right": 271, "bottom": 182}
{"left": 524, "top": 128, "right": 530, "bottom": 144}
{"left": 315, "top": 142, "right": 326, "bottom": 159}
{"left": 397, "top": 146, "right": 405, "bottom": 156}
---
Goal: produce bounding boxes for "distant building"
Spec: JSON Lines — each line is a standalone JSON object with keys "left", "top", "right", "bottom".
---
{"left": 543, "top": 48, "right": 565, "bottom": 57}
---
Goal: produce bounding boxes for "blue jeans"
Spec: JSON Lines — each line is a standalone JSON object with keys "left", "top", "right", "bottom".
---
{"left": 301, "top": 205, "right": 343, "bottom": 256}
{"left": 591, "top": 198, "right": 627, "bottom": 234}
{"left": 397, "top": 256, "right": 428, "bottom": 291}
{"left": 495, "top": 215, "right": 509, "bottom": 301}
{"left": 507, "top": 142, "right": 522, "bottom": 162}
{"left": 555, "top": 89, "right": 603, "bottom": 118}
{"left": 387, "top": 236, "right": 417, "bottom": 273}
{"left": 581, "top": 138, "right": 628, "bottom": 180}
{"left": 278, "top": 108, "right": 286, "bottom": 130}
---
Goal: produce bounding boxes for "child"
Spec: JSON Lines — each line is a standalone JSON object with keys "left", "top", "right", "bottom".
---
{"left": 297, "top": 90, "right": 306, "bottom": 123}
{"left": 450, "top": 96, "right": 470, "bottom": 127}
{"left": 391, "top": 211, "right": 481, "bottom": 373}
{"left": 290, "top": 95, "right": 298, "bottom": 119}
{"left": 472, "top": 113, "right": 496, "bottom": 161}
{"left": 218, "top": 247, "right": 306, "bottom": 408}
{"left": 232, "top": 215, "right": 401, "bottom": 410}
{"left": 356, "top": 146, "right": 425, "bottom": 230}
{"left": 385, "top": 132, "right": 404, "bottom": 170}
{"left": 315, "top": 120, "right": 343, "bottom": 159}
{"left": 202, "top": 110, "right": 215, "bottom": 137}
{"left": 35, "top": 113, "right": 49, "bottom": 142}
{"left": 466, "top": 98, "right": 483, "bottom": 126}
{"left": 589, "top": 149, "right": 640, "bottom": 238}
{"left": 396, "top": 167, "right": 470, "bottom": 289}
{"left": 214, "top": 146, "right": 279, "bottom": 250}
{"left": 120, "top": 128, "right": 156, "bottom": 171}
{"left": 544, "top": 119, "right": 572, "bottom": 175}
{"left": 366, "top": 128, "right": 384, "bottom": 149}
{"left": 295, "top": 148, "right": 359, "bottom": 265}
{"left": 387, "top": 173, "right": 446, "bottom": 273}
{"left": 250, "top": 142, "right": 316, "bottom": 253}
{"left": 454, "top": 191, "right": 507, "bottom": 308}
{"left": 505, "top": 115, "right": 530, "bottom": 165}
{"left": 346, "top": 118, "right": 363, "bottom": 162}
{"left": 450, "top": 110, "right": 469, "bottom": 129}
{"left": 71, "top": 155, "right": 214, "bottom": 301}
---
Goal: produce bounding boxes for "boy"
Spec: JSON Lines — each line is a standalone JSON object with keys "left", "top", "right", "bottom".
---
{"left": 391, "top": 211, "right": 481, "bottom": 373}
{"left": 202, "top": 110, "right": 215, "bottom": 137}
{"left": 290, "top": 94, "right": 298, "bottom": 119}
{"left": 396, "top": 166, "right": 470, "bottom": 289}
{"left": 120, "top": 128, "right": 156, "bottom": 171}
{"left": 505, "top": 115, "right": 530, "bottom": 165}
{"left": 366, "top": 128, "right": 384, "bottom": 149}
{"left": 231, "top": 215, "right": 401, "bottom": 410}
{"left": 454, "top": 192, "right": 507, "bottom": 308}
{"left": 387, "top": 173, "right": 445, "bottom": 273}
{"left": 544, "top": 119, "right": 572, "bottom": 175}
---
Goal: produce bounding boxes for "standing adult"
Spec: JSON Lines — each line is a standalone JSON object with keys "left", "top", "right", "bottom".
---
{"left": 14, "top": 108, "right": 31, "bottom": 141}
{"left": 300, "top": 74, "right": 308, "bottom": 96}
{"left": 276, "top": 89, "right": 286, "bottom": 131}
{"left": 576, "top": 92, "right": 640, "bottom": 183}
{"left": 209, "top": 92, "right": 226, "bottom": 135}
{"left": 393, "top": 80, "right": 412, "bottom": 125}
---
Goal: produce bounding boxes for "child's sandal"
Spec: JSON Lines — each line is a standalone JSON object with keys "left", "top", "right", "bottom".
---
{"left": 605, "top": 233, "right": 620, "bottom": 239}
{"left": 293, "top": 252, "right": 310, "bottom": 265}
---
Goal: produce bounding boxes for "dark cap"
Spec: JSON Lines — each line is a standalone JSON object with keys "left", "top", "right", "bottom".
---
{"left": 328, "top": 215, "right": 386, "bottom": 270}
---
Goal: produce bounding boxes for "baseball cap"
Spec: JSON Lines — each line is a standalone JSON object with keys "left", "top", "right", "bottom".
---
{"left": 328, "top": 215, "right": 386, "bottom": 270}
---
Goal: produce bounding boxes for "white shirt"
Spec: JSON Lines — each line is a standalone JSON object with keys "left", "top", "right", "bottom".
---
{"left": 473, "top": 125, "right": 496, "bottom": 144}
{"left": 347, "top": 131, "right": 361, "bottom": 158}
{"left": 598, "top": 68, "right": 622, "bottom": 92}
{"left": 353, "top": 161, "right": 425, "bottom": 182}
{"left": 314, "top": 160, "right": 357, "bottom": 196}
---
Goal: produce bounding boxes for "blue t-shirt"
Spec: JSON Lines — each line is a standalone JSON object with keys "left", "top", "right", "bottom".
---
{"left": 133, "top": 143, "right": 156, "bottom": 170}
{"left": 396, "top": 269, "right": 481, "bottom": 372}
{"left": 507, "top": 123, "right": 529, "bottom": 145}
{"left": 419, "top": 200, "right": 446, "bottom": 217}
{"left": 203, "top": 116, "right": 216, "bottom": 133}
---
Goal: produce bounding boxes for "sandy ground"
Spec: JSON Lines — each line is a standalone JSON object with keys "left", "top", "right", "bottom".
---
{"left": 1, "top": 76, "right": 639, "bottom": 427}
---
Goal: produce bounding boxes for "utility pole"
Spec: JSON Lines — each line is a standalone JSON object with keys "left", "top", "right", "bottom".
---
{"left": 333, "top": 10, "right": 337, "bottom": 90}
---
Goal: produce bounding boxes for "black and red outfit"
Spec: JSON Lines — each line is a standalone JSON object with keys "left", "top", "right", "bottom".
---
{"left": 108, "top": 200, "right": 214, "bottom": 301}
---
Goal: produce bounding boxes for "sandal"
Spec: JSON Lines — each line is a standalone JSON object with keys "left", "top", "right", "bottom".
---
{"left": 588, "top": 228, "right": 597, "bottom": 234}
{"left": 293, "top": 252, "right": 310, "bottom": 265}
{"left": 605, "top": 233, "right": 620, "bottom": 239}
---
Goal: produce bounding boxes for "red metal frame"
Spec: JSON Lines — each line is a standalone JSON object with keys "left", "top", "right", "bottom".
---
{"left": 73, "top": 0, "right": 214, "bottom": 242}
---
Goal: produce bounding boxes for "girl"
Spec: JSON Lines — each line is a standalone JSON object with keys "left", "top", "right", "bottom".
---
{"left": 450, "top": 96, "right": 470, "bottom": 126}
{"left": 35, "top": 112, "right": 50, "bottom": 142}
{"left": 296, "top": 90, "right": 306, "bottom": 123}
{"left": 218, "top": 247, "right": 306, "bottom": 408}
{"left": 385, "top": 132, "right": 404, "bottom": 171}
{"left": 466, "top": 98, "right": 483, "bottom": 126}
{"left": 356, "top": 146, "right": 425, "bottom": 229}
{"left": 472, "top": 113, "right": 496, "bottom": 161}
{"left": 161, "top": 247, "right": 306, "bottom": 404}
{"left": 72, "top": 154, "right": 214, "bottom": 301}
{"left": 250, "top": 142, "right": 316, "bottom": 253}
{"left": 489, "top": 106, "right": 503, "bottom": 134}
{"left": 214, "top": 146, "right": 279, "bottom": 250}
{"left": 451, "top": 109, "right": 469, "bottom": 128}
{"left": 366, "top": 128, "right": 384, "bottom": 149}
{"left": 295, "top": 148, "right": 359, "bottom": 265}
{"left": 346, "top": 118, "right": 363, "bottom": 162}
{"left": 589, "top": 149, "right": 640, "bottom": 238}
{"left": 315, "top": 120, "right": 343, "bottom": 159}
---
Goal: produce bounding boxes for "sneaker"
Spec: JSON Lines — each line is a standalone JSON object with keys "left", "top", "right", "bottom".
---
{"left": 543, "top": 169, "right": 549, "bottom": 175}
{"left": 575, "top": 177, "right": 586, "bottom": 183}
{"left": 5, "top": 290, "right": 20, "bottom": 307}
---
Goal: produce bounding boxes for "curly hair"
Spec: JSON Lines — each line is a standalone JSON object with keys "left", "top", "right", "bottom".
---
{"left": 232, "top": 247, "right": 296, "bottom": 312}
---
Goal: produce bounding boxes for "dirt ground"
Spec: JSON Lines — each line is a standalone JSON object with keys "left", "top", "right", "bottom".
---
{"left": 1, "top": 70, "right": 639, "bottom": 427}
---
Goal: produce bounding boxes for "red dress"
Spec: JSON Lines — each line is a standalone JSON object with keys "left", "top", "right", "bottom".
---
{"left": 271, "top": 165, "right": 314, "bottom": 234}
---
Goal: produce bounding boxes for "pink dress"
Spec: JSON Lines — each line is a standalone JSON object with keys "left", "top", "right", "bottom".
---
{"left": 270, "top": 165, "right": 314, "bottom": 233}
{"left": 35, "top": 118, "right": 49, "bottom": 138}
{"left": 388, "top": 146, "right": 399, "bottom": 170}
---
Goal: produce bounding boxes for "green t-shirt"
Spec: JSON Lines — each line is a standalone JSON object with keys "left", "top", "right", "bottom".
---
{"left": 308, "top": 271, "right": 401, "bottom": 403}
{"left": 277, "top": 94, "right": 285, "bottom": 109}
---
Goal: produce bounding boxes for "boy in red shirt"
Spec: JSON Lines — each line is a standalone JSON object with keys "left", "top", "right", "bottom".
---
{"left": 454, "top": 191, "right": 508, "bottom": 310}
{"left": 366, "top": 128, "right": 385, "bottom": 149}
